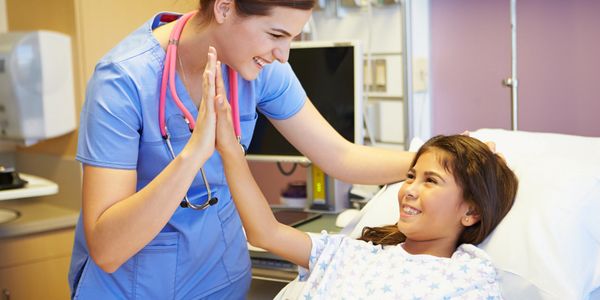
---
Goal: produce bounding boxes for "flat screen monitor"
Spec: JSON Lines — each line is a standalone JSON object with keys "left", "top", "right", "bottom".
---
{"left": 246, "top": 40, "right": 363, "bottom": 163}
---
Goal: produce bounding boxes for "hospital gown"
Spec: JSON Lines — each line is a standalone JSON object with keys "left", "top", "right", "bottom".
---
{"left": 296, "top": 231, "right": 502, "bottom": 300}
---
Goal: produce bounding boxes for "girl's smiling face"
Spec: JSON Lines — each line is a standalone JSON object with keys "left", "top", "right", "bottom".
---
{"left": 397, "top": 149, "right": 476, "bottom": 248}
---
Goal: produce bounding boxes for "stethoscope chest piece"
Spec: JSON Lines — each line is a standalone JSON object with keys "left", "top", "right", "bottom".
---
{"left": 180, "top": 196, "right": 218, "bottom": 209}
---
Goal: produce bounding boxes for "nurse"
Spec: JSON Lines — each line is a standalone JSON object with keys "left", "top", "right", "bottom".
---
{"left": 68, "top": 0, "right": 413, "bottom": 298}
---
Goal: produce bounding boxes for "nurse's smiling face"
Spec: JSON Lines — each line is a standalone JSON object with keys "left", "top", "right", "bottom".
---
{"left": 396, "top": 150, "right": 474, "bottom": 246}
{"left": 214, "top": 6, "right": 312, "bottom": 80}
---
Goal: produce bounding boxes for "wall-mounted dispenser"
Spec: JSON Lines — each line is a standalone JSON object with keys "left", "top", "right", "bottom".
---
{"left": 0, "top": 31, "right": 76, "bottom": 146}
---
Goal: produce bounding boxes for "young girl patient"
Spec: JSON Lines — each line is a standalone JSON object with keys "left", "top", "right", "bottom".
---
{"left": 214, "top": 85, "right": 517, "bottom": 299}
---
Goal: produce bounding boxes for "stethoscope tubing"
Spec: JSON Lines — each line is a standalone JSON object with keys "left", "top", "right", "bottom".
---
{"left": 164, "top": 136, "right": 216, "bottom": 210}
{"left": 159, "top": 12, "right": 196, "bottom": 137}
{"left": 158, "top": 11, "right": 241, "bottom": 210}
{"left": 227, "top": 67, "right": 241, "bottom": 141}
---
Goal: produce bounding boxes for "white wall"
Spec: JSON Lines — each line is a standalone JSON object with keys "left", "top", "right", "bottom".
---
{"left": 312, "top": 3, "right": 402, "bottom": 53}
{"left": 311, "top": 3, "right": 405, "bottom": 146}
{"left": 409, "top": 0, "right": 432, "bottom": 141}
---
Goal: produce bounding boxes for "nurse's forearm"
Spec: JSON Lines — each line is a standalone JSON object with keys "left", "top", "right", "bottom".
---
{"left": 275, "top": 101, "right": 412, "bottom": 185}
{"left": 84, "top": 142, "right": 212, "bottom": 273}
{"left": 322, "top": 144, "right": 414, "bottom": 185}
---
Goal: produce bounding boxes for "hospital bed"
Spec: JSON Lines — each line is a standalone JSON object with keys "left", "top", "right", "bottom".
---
{"left": 275, "top": 128, "right": 600, "bottom": 300}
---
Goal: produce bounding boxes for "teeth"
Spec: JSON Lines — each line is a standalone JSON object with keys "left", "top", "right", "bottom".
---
{"left": 402, "top": 205, "right": 421, "bottom": 215}
{"left": 253, "top": 57, "right": 268, "bottom": 67}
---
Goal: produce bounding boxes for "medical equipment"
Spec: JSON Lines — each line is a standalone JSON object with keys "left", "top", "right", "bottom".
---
{"left": 0, "top": 167, "right": 27, "bottom": 190}
{"left": 245, "top": 40, "right": 363, "bottom": 214}
{"left": 246, "top": 40, "right": 363, "bottom": 163}
{"left": 0, "top": 31, "right": 76, "bottom": 145}
{"left": 306, "top": 165, "right": 351, "bottom": 213}
{"left": 158, "top": 12, "right": 243, "bottom": 210}
{"left": 348, "top": 184, "right": 380, "bottom": 209}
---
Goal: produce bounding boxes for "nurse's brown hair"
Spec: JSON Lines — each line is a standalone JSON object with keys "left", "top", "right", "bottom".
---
{"left": 198, "top": 0, "right": 316, "bottom": 25}
{"left": 359, "top": 135, "right": 518, "bottom": 247}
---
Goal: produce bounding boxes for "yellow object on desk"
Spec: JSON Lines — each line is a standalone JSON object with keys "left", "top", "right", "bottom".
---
{"left": 311, "top": 165, "right": 326, "bottom": 205}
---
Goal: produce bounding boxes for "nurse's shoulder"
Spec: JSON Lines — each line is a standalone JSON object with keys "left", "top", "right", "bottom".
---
{"left": 96, "top": 18, "right": 162, "bottom": 72}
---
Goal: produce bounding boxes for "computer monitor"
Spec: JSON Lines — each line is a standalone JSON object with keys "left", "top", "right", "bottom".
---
{"left": 246, "top": 40, "right": 363, "bottom": 163}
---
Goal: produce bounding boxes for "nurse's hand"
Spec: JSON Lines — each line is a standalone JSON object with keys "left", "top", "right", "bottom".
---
{"left": 188, "top": 47, "right": 218, "bottom": 158}
{"left": 214, "top": 61, "right": 243, "bottom": 158}
{"left": 461, "top": 130, "right": 505, "bottom": 161}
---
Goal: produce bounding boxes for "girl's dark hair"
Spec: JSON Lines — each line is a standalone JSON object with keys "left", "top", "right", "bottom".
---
{"left": 359, "top": 135, "right": 518, "bottom": 247}
{"left": 198, "top": 0, "right": 316, "bottom": 24}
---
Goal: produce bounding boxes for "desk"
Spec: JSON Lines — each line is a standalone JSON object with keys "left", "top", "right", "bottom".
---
{"left": 249, "top": 211, "right": 340, "bottom": 283}
{"left": 0, "top": 174, "right": 58, "bottom": 202}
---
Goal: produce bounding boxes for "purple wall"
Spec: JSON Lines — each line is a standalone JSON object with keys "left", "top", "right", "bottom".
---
{"left": 431, "top": 0, "right": 511, "bottom": 135}
{"left": 518, "top": 0, "right": 600, "bottom": 136}
{"left": 431, "top": 0, "right": 600, "bottom": 137}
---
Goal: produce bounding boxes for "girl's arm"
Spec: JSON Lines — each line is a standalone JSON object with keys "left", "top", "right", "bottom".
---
{"left": 214, "top": 64, "right": 311, "bottom": 268}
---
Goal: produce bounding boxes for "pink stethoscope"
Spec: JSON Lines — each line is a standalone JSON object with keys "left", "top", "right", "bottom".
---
{"left": 159, "top": 11, "right": 243, "bottom": 210}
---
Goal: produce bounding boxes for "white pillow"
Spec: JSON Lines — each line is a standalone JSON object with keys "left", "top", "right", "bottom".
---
{"left": 471, "top": 129, "right": 600, "bottom": 300}
{"left": 349, "top": 129, "right": 600, "bottom": 299}
{"left": 348, "top": 182, "right": 401, "bottom": 238}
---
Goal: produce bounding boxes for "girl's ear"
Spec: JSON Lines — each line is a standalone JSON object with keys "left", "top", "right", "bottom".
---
{"left": 461, "top": 207, "right": 481, "bottom": 227}
{"left": 214, "top": 0, "right": 233, "bottom": 24}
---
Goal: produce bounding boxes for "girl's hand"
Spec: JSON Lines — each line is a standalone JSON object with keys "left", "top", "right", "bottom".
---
{"left": 214, "top": 62, "right": 243, "bottom": 158}
{"left": 189, "top": 47, "right": 218, "bottom": 156}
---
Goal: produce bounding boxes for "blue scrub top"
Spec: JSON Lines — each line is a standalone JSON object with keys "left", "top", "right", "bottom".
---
{"left": 69, "top": 12, "right": 306, "bottom": 299}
